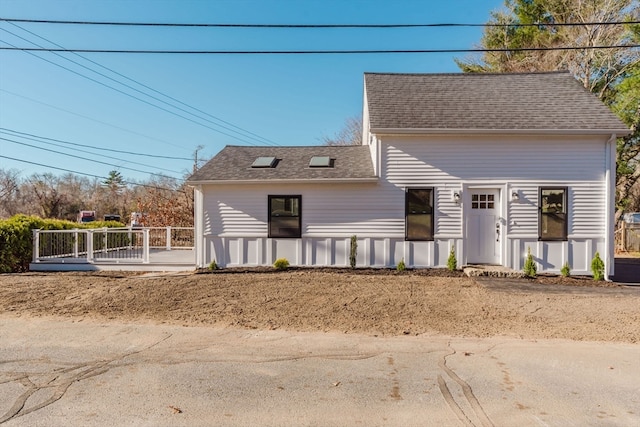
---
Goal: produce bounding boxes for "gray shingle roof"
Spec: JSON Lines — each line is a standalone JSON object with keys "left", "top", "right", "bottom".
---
{"left": 188, "top": 145, "right": 375, "bottom": 182}
{"left": 365, "top": 72, "right": 629, "bottom": 132}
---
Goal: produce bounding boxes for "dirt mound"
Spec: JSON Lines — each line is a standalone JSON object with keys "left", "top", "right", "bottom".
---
{"left": 1, "top": 270, "right": 638, "bottom": 342}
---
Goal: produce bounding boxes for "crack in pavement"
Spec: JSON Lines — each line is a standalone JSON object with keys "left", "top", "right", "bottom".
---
{"left": 437, "top": 341, "right": 494, "bottom": 427}
{"left": 141, "top": 352, "right": 382, "bottom": 369}
{"left": 0, "top": 333, "right": 173, "bottom": 425}
{"left": 437, "top": 374, "right": 474, "bottom": 426}
{"left": 1, "top": 363, "right": 111, "bottom": 424}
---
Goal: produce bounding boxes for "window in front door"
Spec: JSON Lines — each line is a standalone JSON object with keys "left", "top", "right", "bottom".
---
{"left": 471, "top": 193, "right": 495, "bottom": 210}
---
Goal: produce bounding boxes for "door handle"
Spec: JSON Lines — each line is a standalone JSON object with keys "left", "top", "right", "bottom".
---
{"left": 496, "top": 223, "right": 500, "bottom": 242}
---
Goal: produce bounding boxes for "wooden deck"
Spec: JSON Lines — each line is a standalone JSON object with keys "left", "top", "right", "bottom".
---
{"left": 30, "top": 248, "right": 196, "bottom": 272}
{"left": 30, "top": 227, "right": 196, "bottom": 272}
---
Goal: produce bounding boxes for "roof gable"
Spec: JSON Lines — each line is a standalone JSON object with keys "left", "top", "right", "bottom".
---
{"left": 188, "top": 145, "right": 375, "bottom": 183}
{"left": 364, "top": 72, "right": 629, "bottom": 133}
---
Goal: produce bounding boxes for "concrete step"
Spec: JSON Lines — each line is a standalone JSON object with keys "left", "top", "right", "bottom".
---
{"left": 463, "top": 265, "right": 525, "bottom": 278}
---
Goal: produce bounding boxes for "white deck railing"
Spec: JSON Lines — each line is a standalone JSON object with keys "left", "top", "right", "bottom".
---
{"left": 32, "top": 227, "right": 194, "bottom": 264}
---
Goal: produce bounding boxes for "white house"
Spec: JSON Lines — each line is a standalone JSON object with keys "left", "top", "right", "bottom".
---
{"left": 187, "top": 72, "right": 630, "bottom": 278}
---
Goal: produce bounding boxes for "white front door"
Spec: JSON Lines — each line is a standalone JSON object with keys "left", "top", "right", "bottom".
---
{"left": 467, "top": 189, "right": 501, "bottom": 264}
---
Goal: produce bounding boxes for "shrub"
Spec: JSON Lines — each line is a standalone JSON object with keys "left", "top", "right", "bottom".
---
{"left": 349, "top": 235, "right": 358, "bottom": 269}
{"left": 591, "top": 252, "right": 605, "bottom": 281}
{"left": 523, "top": 247, "right": 537, "bottom": 278}
{"left": 447, "top": 247, "right": 457, "bottom": 271}
{"left": 0, "top": 214, "right": 125, "bottom": 273}
{"left": 0, "top": 215, "right": 43, "bottom": 273}
{"left": 273, "top": 258, "right": 290, "bottom": 270}
{"left": 560, "top": 261, "right": 571, "bottom": 277}
{"left": 396, "top": 258, "right": 406, "bottom": 272}
{"left": 208, "top": 260, "right": 219, "bottom": 271}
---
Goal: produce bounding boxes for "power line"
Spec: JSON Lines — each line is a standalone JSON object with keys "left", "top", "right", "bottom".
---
{"left": 1, "top": 17, "right": 638, "bottom": 28}
{"left": 0, "top": 154, "right": 114, "bottom": 181}
{"left": 9, "top": 20, "right": 280, "bottom": 146}
{"left": 1, "top": 45, "right": 638, "bottom": 54}
{"left": 0, "top": 29, "right": 279, "bottom": 147}
{"left": 0, "top": 154, "right": 187, "bottom": 192}
{"left": 0, "top": 41, "right": 263, "bottom": 148}
{"left": 0, "top": 36, "right": 197, "bottom": 150}
{"left": 0, "top": 89, "right": 193, "bottom": 152}
{"left": 0, "top": 129, "right": 185, "bottom": 174}
{"left": 4, "top": 21, "right": 281, "bottom": 146}
{"left": 0, "top": 128, "right": 192, "bottom": 160}
{"left": 1, "top": 136, "right": 179, "bottom": 178}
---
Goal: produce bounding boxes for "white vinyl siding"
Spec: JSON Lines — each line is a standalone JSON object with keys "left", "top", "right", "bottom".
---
{"left": 571, "top": 185, "right": 606, "bottom": 235}
{"left": 384, "top": 135, "right": 606, "bottom": 240}
{"left": 384, "top": 135, "right": 604, "bottom": 182}
{"left": 507, "top": 185, "right": 539, "bottom": 236}
{"left": 198, "top": 133, "right": 609, "bottom": 273}
{"left": 507, "top": 183, "right": 605, "bottom": 238}
{"left": 203, "top": 183, "right": 401, "bottom": 238}
{"left": 210, "top": 196, "right": 266, "bottom": 237}
{"left": 204, "top": 136, "right": 606, "bottom": 241}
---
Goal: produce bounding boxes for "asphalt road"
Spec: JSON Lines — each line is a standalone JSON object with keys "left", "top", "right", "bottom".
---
{"left": 0, "top": 318, "right": 638, "bottom": 427}
{"left": 613, "top": 257, "right": 640, "bottom": 284}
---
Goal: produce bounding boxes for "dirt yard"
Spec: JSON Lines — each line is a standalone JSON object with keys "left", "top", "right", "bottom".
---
{"left": 1, "top": 269, "right": 638, "bottom": 343}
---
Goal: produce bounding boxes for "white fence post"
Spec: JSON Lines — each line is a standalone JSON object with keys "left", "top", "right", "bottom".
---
{"left": 166, "top": 226, "right": 172, "bottom": 251}
{"left": 127, "top": 227, "right": 133, "bottom": 251}
{"left": 143, "top": 228, "right": 150, "bottom": 263}
{"left": 32, "top": 229, "right": 40, "bottom": 263}
{"left": 73, "top": 229, "right": 79, "bottom": 258}
{"left": 87, "top": 230, "right": 94, "bottom": 262}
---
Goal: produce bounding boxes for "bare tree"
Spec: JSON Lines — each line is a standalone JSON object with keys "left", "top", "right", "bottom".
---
{"left": 57, "top": 173, "right": 95, "bottom": 221}
{"left": 1, "top": 167, "right": 192, "bottom": 225}
{"left": 457, "top": 0, "right": 639, "bottom": 96}
{"left": 28, "top": 173, "right": 68, "bottom": 219}
{"left": 135, "top": 176, "right": 193, "bottom": 227}
{"left": 0, "top": 169, "right": 21, "bottom": 218}
{"left": 322, "top": 116, "right": 363, "bottom": 146}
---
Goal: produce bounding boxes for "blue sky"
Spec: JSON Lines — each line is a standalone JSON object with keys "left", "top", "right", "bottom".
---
{"left": 0, "top": 0, "right": 504, "bottom": 182}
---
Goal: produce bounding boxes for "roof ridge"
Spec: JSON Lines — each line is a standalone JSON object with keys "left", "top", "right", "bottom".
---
{"left": 364, "top": 71, "right": 570, "bottom": 77}
{"left": 223, "top": 145, "right": 367, "bottom": 149}
{"left": 364, "top": 70, "right": 627, "bottom": 132}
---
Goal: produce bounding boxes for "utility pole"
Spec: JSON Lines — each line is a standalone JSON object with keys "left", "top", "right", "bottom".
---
{"left": 193, "top": 145, "right": 205, "bottom": 174}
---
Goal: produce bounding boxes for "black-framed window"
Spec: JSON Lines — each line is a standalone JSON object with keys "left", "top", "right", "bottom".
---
{"left": 268, "top": 195, "right": 301, "bottom": 238}
{"left": 406, "top": 188, "right": 434, "bottom": 241}
{"left": 539, "top": 187, "right": 568, "bottom": 241}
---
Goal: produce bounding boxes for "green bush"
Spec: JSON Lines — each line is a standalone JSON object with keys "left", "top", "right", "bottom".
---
{"left": 523, "top": 247, "right": 537, "bottom": 278}
{"left": 209, "top": 260, "right": 219, "bottom": 271}
{"left": 447, "top": 247, "right": 457, "bottom": 271}
{"left": 560, "top": 261, "right": 571, "bottom": 277}
{"left": 0, "top": 215, "right": 44, "bottom": 273}
{"left": 396, "top": 258, "right": 406, "bottom": 272}
{"left": 349, "top": 235, "right": 358, "bottom": 269}
{"left": 591, "top": 252, "right": 605, "bottom": 281}
{"left": 273, "top": 258, "right": 290, "bottom": 270}
{"left": 0, "top": 214, "right": 124, "bottom": 273}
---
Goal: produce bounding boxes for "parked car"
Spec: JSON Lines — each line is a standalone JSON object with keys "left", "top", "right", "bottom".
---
{"left": 77, "top": 210, "right": 96, "bottom": 223}
{"left": 623, "top": 212, "right": 640, "bottom": 224}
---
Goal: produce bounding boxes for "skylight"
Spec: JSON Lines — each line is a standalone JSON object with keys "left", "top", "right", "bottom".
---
{"left": 309, "top": 156, "right": 333, "bottom": 168}
{"left": 251, "top": 156, "right": 277, "bottom": 168}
